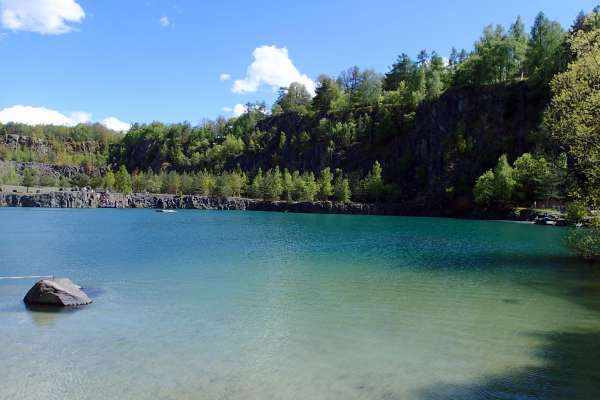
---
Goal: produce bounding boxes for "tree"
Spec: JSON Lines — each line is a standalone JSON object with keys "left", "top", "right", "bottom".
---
{"left": 250, "top": 169, "right": 264, "bottom": 199}
{"left": 512, "top": 153, "right": 551, "bottom": 203}
{"left": 146, "top": 171, "right": 162, "bottom": 193}
{"left": 334, "top": 169, "right": 351, "bottom": 203}
{"left": 161, "top": 171, "right": 180, "bottom": 194}
{"left": 367, "top": 161, "right": 385, "bottom": 202}
{"left": 544, "top": 11, "right": 600, "bottom": 201}
{"left": 132, "top": 172, "right": 145, "bottom": 193}
{"left": 508, "top": 16, "right": 529, "bottom": 79}
{"left": 115, "top": 165, "right": 132, "bottom": 194}
{"left": 273, "top": 82, "right": 312, "bottom": 114}
{"left": 22, "top": 168, "right": 37, "bottom": 192}
{"left": 384, "top": 53, "right": 415, "bottom": 91}
{"left": 425, "top": 53, "right": 446, "bottom": 99}
{"left": 337, "top": 67, "right": 383, "bottom": 105}
{"left": 262, "top": 167, "right": 283, "bottom": 200}
{"left": 454, "top": 23, "right": 525, "bottom": 86}
{"left": 492, "top": 154, "right": 515, "bottom": 204}
{"left": 292, "top": 170, "right": 306, "bottom": 201}
{"left": 71, "top": 173, "right": 90, "bottom": 189}
{"left": 524, "top": 12, "right": 566, "bottom": 85}
{"left": 104, "top": 170, "right": 115, "bottom": 191}
{"left": 474, "top": 170, "right": 496, "bottom": 206}
{"left": 282, "top": 168, "right": 294, "bottom": 202}
{"left": 318, "top": 167, "right": 333, "bottom": 200}
{"left": 473, "top": 155, "right": 516, "bottom": 206}
{"left": 312, "top": 75, "right": 342, "bottom": 115}
{"left": 214, "top": 174, "right": 233, "bottom": 197}
{"left": 302, "top": 172, "right": 319, "bottom": 201}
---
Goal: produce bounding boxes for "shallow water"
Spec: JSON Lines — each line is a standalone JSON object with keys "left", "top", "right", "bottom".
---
{"left": 1, "top": 208, "right": 600, "bottom": 399}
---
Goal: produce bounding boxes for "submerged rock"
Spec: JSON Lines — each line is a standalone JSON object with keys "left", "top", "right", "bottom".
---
{"left": 23, "top": 278, "right": 92, "bottom": 307}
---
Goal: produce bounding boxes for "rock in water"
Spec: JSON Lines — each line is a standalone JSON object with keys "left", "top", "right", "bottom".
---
{"left": 23, "top": 278, "right": 92, "bottom": 307}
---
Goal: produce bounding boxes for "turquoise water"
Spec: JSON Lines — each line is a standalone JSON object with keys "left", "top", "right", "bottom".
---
{"left": 1, "top": 209, "right": 600, "bottom": 399}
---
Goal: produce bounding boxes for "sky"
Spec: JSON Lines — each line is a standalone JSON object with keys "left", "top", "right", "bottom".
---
{"left": 0, "top": 0, "right": 597, "bottom": 131}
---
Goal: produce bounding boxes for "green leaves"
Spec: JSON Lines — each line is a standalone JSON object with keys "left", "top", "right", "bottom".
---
{"left": 545, "top": 10, "right": 600, "bottom": 203}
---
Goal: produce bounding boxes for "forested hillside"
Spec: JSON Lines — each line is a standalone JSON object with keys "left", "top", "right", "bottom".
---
{"left": 1, "top": 7, "right": 599, "bottom": 214}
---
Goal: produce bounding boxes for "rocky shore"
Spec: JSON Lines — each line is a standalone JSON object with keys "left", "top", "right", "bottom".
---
{"left": 0, "top": 190, "right": 381, "bottom": 215}
{"left": 0, "top": 190, "right": 568, "bottom": 224}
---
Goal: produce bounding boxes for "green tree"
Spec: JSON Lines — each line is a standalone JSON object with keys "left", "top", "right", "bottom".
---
{"left": 71, "top": 173, "right": 90, "bottom": 189}
{"left": 146, "top": 171, "right": 163, "bottom": 193}
{"left": 193, "top": 171, "right": 215, "bottom": 196}
{"left": 384, "top": 53, "right": 415, "bottom": 91}
{"left": 312, "top": 75, "right": 342, "bottom": 115}
{"left": 273, "top": 82, "right": 312, "bottom": 114}
{"left": 367, "top": 161, "right": 385, "bottom": 202}
{"left": 334, "top": 169, "right": 351, "bottom": 203}
{"left": 161, "top": 171, "right": 180, "bottom": 194}
{"left": 318, "top": 167, "right": 333, "bottom": 200}
{"left": 473, "top": 155, "right": 516, "bottom": 206}
{"left": 544, "top": 11, "right": 600, "bottom": 201}
{"left": 132, "top": 172, "right": 146, "bottom": 193}
{"left": 282, "top": 168, "right": 294, "bottom": 202}
{"left": 0, "top": 164, "right": 19, "bottom": 185}
{"left": 291, "top": 170, "right": 306, "bottom": 201}
{"left": 492, "top": 154, "right": 516, "bottom": 204}
{"left": 512, "top": 153, "right": 551, "bottom": 203}
{"left": 115, "top": 165, "right": 132, "bottom": 194}
{"left": 262, "top": 167, "right": 283, "bottom": 200}
{"left": 39, "top": 174, "right": 57, "bottom": 187}
{"left": 508, "top": 16, "right": 530, "bottom": 79}
{"left": 474, "top": 170, "right": 496, "bottom": 206}
{"left": 179, "top": 173, "right": 195, "bottom": 195}
{"left": 214, "top": 173, "right": 233, "bottom": 197}
{"left": 104, "top": 170, "right": 115, "bottom": 191}
{"left": 525, "top": 12, "right": 565, "bottom": 84}
{"left": 22, "top": 168, "right": 37, "bottom": 192}
{"left": 302, "top": 172, "right": 318, "bottom": 201}
{"left": 250, "top": 168, "right": 264, "bottom": 199}
{"left": 524, "top": 12, "right": 566, "bottom": 85}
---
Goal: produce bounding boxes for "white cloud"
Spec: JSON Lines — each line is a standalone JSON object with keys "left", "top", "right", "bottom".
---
{"left": 0, "top": 105, "right": 79, "bottom": 126}
{"left": 68, "top": 111, "right": 91, "bottom": 124}
{"left": 219, "top": 73, "right": 231, "bottom": 81}
{"left": 222, "top": 104, "right": 246, "bottom": 117}
{"left": 232, "top": 45, "right": 315, "bottom": 95}
{"left": 159, "top": 16, "right": 169, "bottom": 27}
{"left": 232, "top": 104, "right": 246, "bottom": 117}
{"left": 100, "top": 117, "right": 130, "bottom": 132}
{"left": 0, "top": 105, "right": 130, "bottom": 132}
{"left": 0, "top": 0, "right": 85, "bottom": 35}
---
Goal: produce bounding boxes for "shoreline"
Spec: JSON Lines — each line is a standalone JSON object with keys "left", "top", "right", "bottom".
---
{"left": 0, "top": 190, "right": 567, "bottom": 225}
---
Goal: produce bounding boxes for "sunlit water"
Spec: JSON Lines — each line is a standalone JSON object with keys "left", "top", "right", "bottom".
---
{"left": 1, "top": 209, "right": 600, "bottom": 400}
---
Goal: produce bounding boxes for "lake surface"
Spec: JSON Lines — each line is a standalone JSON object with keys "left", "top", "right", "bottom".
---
{"left": 1, "top": 209, "right": 600, "bottom": 400}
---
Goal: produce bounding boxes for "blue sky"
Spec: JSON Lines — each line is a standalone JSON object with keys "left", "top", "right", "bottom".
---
{"left": 0, "top": 0, "right": 597, "bottom": 130}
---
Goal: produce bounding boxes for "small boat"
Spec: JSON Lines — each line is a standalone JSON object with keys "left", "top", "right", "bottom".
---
{"left": 156, "top": 209, "right": 176, "bottom": 213}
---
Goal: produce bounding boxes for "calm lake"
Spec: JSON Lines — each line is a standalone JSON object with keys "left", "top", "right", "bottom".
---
{"left": 1, "top": 209, "right": 600, "bottom": 399}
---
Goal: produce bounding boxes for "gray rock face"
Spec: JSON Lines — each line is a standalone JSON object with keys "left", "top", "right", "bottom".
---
{"left": 23, "top": 278, "right": 92, "bottom": 307}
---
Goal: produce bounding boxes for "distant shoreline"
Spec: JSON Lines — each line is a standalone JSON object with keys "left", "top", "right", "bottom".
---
{"left": 0, "top": 189, "right": 567, "bottom": 226}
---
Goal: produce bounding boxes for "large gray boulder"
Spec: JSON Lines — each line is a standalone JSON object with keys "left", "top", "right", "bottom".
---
{"left": 23, "top": 278, "right": 92, "bottom": 307}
